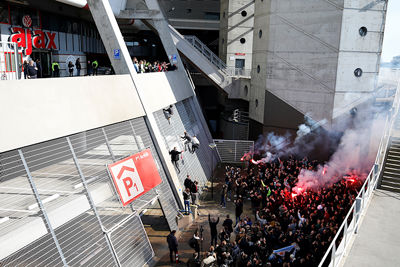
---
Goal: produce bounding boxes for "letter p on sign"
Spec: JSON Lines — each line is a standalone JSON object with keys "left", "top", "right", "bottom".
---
{"left": 108, "top": 149, "right": 162, "bottom": 206}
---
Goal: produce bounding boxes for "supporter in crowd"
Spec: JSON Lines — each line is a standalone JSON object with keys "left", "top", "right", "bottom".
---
{"left": 52, "top": 61, "right": 60, "bottom": 77}
{"left": 199, "top": 156, "right": 362, "bottom": 267}
{"left": 92, "top": 60, "right": 99, "bottom": 75}
{"left": 35, "top": 59, "right": 42, "bottom": 78}
{"left": 23, "top": 60, "right": 28, "bottom": 79}
{"left": 166, "top": 230, "right": 179, "bottom": 263}
{"left": 26, "top": 60, "right": 38, "bottom": 79}
{"left": 169, "top": 147, "right": 183, "bottom": 173}
{"left": 131, "top": 57, "right": 176, "bottom": 73}
{"left": 183, "top": 187, "right": 192, "bottom": 215}
{"left": 191, "top": 135, "right": 200, "bottom": 153}
{"left": 220, "top": 184, "right": 227, "bottom": 208}
{"left": 87, "top": 60, "right": 93, "bottom": 76}
{"left": 163, "top": 105, "right": 174, "bottom": 124}
{"left": 75, "top": 58, "right": 81, "bottom": 76}
{"left": 68, "top": 61, "right": 74, "bottom": 77}
{"left": 181, "top": 131, "right": 193, "bottom": 152}
{"left": 208, "top": 214, "right": 220, "bottom": 246}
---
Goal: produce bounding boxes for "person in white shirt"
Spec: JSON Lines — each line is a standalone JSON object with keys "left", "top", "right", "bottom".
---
{"left": 191, "top": 135, "right": 200, "bottom": 153}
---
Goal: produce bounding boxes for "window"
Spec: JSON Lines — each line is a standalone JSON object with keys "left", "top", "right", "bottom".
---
{"left": 241, "top": 10, "right": 247, "bottom": 17}
{"left": 244, "top": 85, "right": 248, "bottom": 96}
{"left": 0, "top": 4, "right": 9, "bottom": 24}
{"left": 223, "top": 11, "right": 226, "bottom": 18}
{"left": 354, "top": 68, "right": 363, "bottom": 77}
{"left": 204, "top": 12, "right": 220, "bottom": 20}
{"left": 240, "top": 38, "right": 246, "bottom": 44}
{"left": 4, "top": 52, "right": 22, "bottom": 72}
{"left": 257, "top": 65, "right": 260, "bottom": 73}
{"left": 259, "top": 30, "right": 262, "bottom": 38}
{"left": 359, "top": 27, "right": 368, "bottom": 37}
{"left": 255, "top": 99, "right": 259, "bottom": 107}
{"left": 222, "top": 38, "right": 224, "bottom": 44}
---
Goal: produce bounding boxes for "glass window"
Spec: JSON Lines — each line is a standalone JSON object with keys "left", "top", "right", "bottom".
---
{"left": 204, "top": 12, "right": 220, "bottom": 20}
{"left": 0, "top": 4, "right": 9, "bottom": 24}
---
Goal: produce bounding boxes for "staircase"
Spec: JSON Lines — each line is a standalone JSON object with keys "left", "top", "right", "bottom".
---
{"left": 168, "top": 25, "right": 233, "bottom": 94}
{"left": 380, "top": 116, "right": 400, "bottom": 193}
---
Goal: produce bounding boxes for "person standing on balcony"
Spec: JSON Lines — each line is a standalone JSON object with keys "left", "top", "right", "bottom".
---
{"left": 92, "top": 60, "right": 98, "bottom": 75}
{"left": 35, "top": 59, "right": 42, "bottom": 78}
{"left": 87, "top": 60, "right": 93, "bottom": 76}
{"left": 75, "top": 58, "right": 81, "bottom": 76}
{"left": 183, "top": 188, "right": 191, "bottom": 214}
{"left": 52, "top": 61, "right": 60, "bottom": 77}
{"left": 68, "top": 61, "right": 74, "bottom": 77}
{"left": 27, "top": 60, "right": 38, "bottom": 79}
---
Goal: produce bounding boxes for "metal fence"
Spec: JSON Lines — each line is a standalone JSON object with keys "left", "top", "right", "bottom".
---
{"left": 213, "top": 139, "right": 254, "bottom": 163}
{"left": 184, "top": 35, "right": 228, "bottom": 75}
{"left": 0, "top": 117, "right": 180, "bottom": 267}
{"left": 0, "top": 41, "right": 20, "bottom": 81}
{"left": 318, "top": 83, "right": 400, "bottom": 267}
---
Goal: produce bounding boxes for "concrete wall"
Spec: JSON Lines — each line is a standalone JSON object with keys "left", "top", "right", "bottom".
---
{"left": 333, "top": 0, "right": 387, "bottom": 117}
{"left": 0, "top": 75, "right": 145, "bottom": 152}
{"left": 219, "top": 0, "right": 254, "bottom": 71}
{"left": 133, "top": 71, "right": 195, "bottom": 112}
{"left": 249, "top": 0, "right": 387, "bottom": 132}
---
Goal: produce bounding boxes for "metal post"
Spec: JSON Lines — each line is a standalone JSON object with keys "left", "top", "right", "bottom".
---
{"left": 18, "top": 149, "right": 68, "bottom": 267}
{"left": 66, "top": 137, "right": 121, "bottom": 267}
{"left": 355, "top": 197, "right": 362, "bottom": 234}
{"left": 102, "top": 128, "right": 116, "bottom": 161}
{"left": 209, "top": 143, "right": 217, "bottom": 200}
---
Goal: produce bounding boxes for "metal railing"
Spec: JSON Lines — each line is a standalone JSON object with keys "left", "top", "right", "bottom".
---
{"left": 0, "top": 41, "right": 20, "bottom": 81}
{"left": 213, "top": 139, "right": 254, "bottom": 163}
{"left": 318, "top": 83, "right": 400, "bottom": 267}
{"left": 184, "top": 35, "right": 228, "bottom": 74}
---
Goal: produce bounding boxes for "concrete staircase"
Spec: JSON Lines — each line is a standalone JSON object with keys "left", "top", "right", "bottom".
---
{"left": 380, "top": 115, "right": 400, "bottom": 193}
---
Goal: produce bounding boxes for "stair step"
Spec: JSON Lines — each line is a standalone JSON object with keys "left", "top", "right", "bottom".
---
{"left": 389, "top": 148, "right": 400, "bottom": 153}
{"left": 382, "top": 171, "right": 400, "bottom": 179}
{"left": 385, "top": 162, "right": 400, "bottom": 168}
{"left": 386, "top": 158, "right": 400, "bottom": 163}
{"left": 382, "top": 176, "right": 400, "bottom": 183}
{"left": 381, "top": 180, "right": 400, "bottom": 188}
{"left": 380, "top": 185, "right": 400, "bottom": 194}
{"left": 387, "top": 154, "right": 400, "bottom": 160}
{"left": 384, "top": 166, "right": 400, "bottom": 174}
{"left": 390, "top": 145, "right": 400, "bottom": 150}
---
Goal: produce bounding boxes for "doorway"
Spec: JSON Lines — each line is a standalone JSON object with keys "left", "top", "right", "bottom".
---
{"left": 31, "top": 51, "right": 51, "bottom": 77}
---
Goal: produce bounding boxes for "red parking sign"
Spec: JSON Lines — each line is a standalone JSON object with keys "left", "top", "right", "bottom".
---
{"left": 108, "top": 149, "right": 162, "bottom": 206}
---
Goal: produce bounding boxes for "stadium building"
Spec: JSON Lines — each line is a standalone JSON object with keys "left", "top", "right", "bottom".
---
{"left": 0, "top": 0, "right": 396, "bottom": 266}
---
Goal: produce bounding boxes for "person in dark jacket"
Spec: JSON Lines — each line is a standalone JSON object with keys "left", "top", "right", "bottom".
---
{"left": 75, "top": 58, "right": 81, "bottom": 76}
{"left": 35, "top": 59, "right": 42, "bottom": 78}
{"left": 169, "top": 147, "right": 182, "bottom": 173}
{"left": 181, "top": 131, "right": 192, "bottom": 152}
{"left": 208, "top": 214, "right": 219, "bottom": 246}
{"left": 222, "top": 214, "right": 233, "bottom": 235}
{"left": 87, "top": 60, "right": 93, "bottom": 76}
{"left": 68, "top": 61, "right": 74, "bottom": 77}
{"left": 26, "top": 60, "right": 38, "bottom": 79}
{"left": 166, "top": 230, "right": 179, "bottom": 263}
{"left": 235, "top": 198, "right": 243, "bottom": 225}
{"left": 183, "top": 188, "right": 191, "bottom": 214}
{"left": 184, "top": 174, "right": 194, "bottom": 190}
{"left": 23, "top": 60, "right": 28, "bottom": 79}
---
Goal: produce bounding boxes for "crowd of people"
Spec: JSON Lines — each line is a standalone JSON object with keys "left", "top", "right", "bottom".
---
{"left": 133, "top": 57, "right": 177, "bottom": 73}
{"left": 173, "top": 156, "right": 363, "bottom": 267}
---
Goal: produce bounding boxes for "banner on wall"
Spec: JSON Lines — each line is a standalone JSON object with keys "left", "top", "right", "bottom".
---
{"left": 107, "top": 149, "right": 162, "bottom": 206}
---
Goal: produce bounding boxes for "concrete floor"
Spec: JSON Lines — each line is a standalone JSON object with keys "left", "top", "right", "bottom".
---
{"left": 143, "top": 164, "right": 250, "bottom": 266}
{"left": 342, "top": 189, "right": 400, "bottom": 267}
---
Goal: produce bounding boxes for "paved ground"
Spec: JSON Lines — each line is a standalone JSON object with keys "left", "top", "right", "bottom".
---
{"left": 143, "top": 164, "right": 251, "bottom": 266}
{"left": 342, "top": 189, "right": 400, "bottom": 267}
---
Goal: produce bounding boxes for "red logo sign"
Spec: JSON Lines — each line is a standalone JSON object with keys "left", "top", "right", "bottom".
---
{"left": 22, "top": 15, "right": 32, "bottom": 28}
{"left": 108, "top": 149, "right": 162, "bottom": 206}
{"left": 10, "top": 27, "right": 57, "bottom": 55}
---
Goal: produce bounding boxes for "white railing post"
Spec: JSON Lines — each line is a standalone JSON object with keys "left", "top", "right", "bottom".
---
{"left": 355, "top": 197, "right": 362, "bottom": 234}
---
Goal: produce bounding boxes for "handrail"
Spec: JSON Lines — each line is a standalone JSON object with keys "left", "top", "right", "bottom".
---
{"left": 184, "top": 35, "right": 228, "bottom": 74}
{"left": 318, "top": 83, "right": 400, "bottom": 267}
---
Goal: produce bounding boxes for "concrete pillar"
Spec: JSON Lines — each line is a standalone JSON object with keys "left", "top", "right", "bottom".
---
{"left": 144, "top": 0, "right": 185, "bottom": 71}
{"left": 87, "top": 0, "right": 184, "bottom": 208}
{"left": 87, "top": 0, "right": 136, "bottom": 75}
